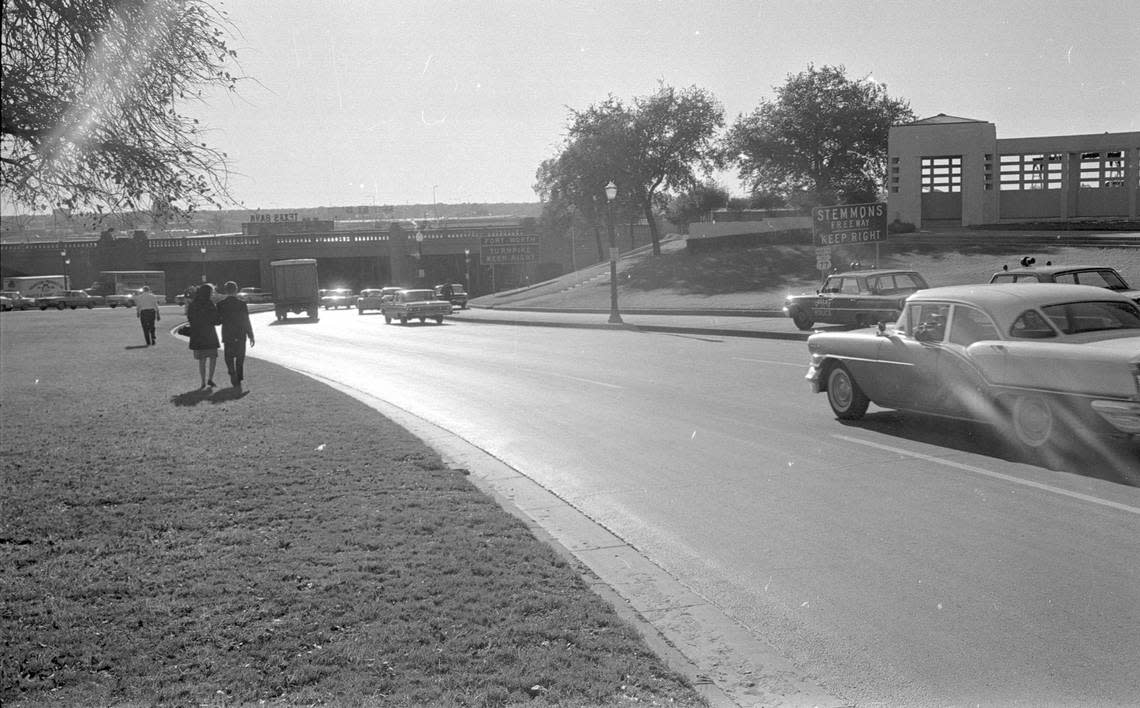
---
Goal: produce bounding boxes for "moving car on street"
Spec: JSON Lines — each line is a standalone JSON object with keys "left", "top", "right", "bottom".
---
{"left": 37, "top": 290, "right": 98, "bottom": 310}
{"left": 237, "top": 287, "right": 273, "bottom": 304}
{"left": 989, "top": 260, "right": 1140, "bottom": 305}
{"left": 784, "top": 269, "right": 928, "bottom": 330}
{"left": 356, "top": 287, "right": 400, "bottom": 314}
{"left": 805, "top": 283, "right": 1140, "bottom": 451}
{"left": 0, "top": 291, "right": 35, "bottom": 310}
{"left": 434, "top": 283, "right": 469, "bottom": 309}
{"left": 320, "top": 288, "right": 355, "bottom": 309}
{"left": 379, "top": 288, "right": 452, "bottom": 325}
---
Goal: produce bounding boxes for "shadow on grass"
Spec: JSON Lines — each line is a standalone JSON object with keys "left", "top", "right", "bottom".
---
{"left": 170, "top": 386, "right": 249, "bottom": 407}
{"left": 124, "top": 344, "right": 150, "bottom": 350}
{"left": 267, "top": 317, "right": 320, "bottom": 326}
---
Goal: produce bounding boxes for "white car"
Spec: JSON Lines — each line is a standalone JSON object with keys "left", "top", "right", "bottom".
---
{"left": 806, "top": 283, "right": 1140, "bottom": 452}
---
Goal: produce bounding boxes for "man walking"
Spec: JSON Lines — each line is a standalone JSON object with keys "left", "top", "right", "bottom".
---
{"left": 216, "top": 281, "right": 255, "bottom": 388}
{"left": 134, "top": 285, "right": 161, "bottom": 346}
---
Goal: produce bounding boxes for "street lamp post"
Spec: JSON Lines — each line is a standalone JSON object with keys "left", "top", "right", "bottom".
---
{"left": 415, "top": 232, "right": 425, "bottom": 285}
{"left": 60, "top": 250, "right": 69, "bottom": 289}
{"left": 199, "top": 247, "right": 207, "bottom": 283}
{"left": 464, "top": 248, "right": 471, "bottom": 292}
{"left": 604, "top": 181, "right": 623, "bottom": 324}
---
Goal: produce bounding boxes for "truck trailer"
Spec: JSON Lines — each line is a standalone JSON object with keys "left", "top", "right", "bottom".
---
{"left": 270, "top": 259, "right": 320, "bottom": 321}
{"left": 2, "top": 275, "right": 68, "bottom": 299}
{"left": 88, "top": 270, "right": 167, "bottom": 306}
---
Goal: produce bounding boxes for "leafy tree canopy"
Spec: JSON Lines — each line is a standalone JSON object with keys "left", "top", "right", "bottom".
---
{"left": 1, "top": 0, "right": 239, "bottom": 218}
{"left": 724, "top": 64, "right": 913, "bottom": 206}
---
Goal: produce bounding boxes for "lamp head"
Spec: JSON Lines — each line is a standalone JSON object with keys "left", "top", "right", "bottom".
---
{"left": 604, "top": 182, "right": 617, "bottom": 200}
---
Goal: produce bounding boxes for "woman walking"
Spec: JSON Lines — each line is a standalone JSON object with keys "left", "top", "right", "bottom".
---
{"left": 186, "top": 283, "right": 221, "bottom": 388}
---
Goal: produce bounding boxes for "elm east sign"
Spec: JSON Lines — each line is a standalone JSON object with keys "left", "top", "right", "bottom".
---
{"left": 812, "top": 202, "right": 888, "bottom": 247}
{"left": 481, "top": 233, "right": 539, "bottom": 265}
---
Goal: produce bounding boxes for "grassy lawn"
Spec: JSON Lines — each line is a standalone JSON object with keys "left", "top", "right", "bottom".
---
{"left": 0, "top": 311, "right": 706, "bottom": 707}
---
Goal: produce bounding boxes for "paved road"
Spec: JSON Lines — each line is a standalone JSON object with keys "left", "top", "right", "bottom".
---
{"left": 247, "top": 308, "right": 1140, "bottom": 707}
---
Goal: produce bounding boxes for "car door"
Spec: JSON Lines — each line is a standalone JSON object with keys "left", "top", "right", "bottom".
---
{"left": 812, "top": 276, "right": 842, "bottom": 323}
{"left": 874, "top": 302, "right": 951, "bottom": 411}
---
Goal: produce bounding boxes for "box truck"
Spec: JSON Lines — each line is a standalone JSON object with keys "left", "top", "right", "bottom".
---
{"left": 3, "top": 275, "right": 68, "bottom": 299}
{"left": 270, "top": 259, "right": 320, "bottom": 321}
{"left": 88, "top": 270, "right": 167, "bottom": 306}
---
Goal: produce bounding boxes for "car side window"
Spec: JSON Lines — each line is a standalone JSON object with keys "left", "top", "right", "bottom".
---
{"left": 821, "top": 278, "right": 841, "bottom": 294}
{"left": 839, "top": 278, "right": 861, "bottom": 295}
{"left": 949, "top": 306, "right": 1000, "bottom": 346}
{"left": 1009, "top": 310, "right": 1057, "bottom": 338}
{"left": 908, "top": 303, "right": 950, "bottom": 341}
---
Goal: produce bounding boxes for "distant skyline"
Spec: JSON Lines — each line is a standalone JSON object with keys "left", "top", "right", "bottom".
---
{"left": 11, "top": 0, "right": 1140, "bottom": 215}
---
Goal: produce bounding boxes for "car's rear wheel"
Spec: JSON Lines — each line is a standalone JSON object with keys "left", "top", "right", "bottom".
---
{"left": 400, "top": 316, "right": 408, "bottom": 324}
{"left": 1006, "top": 394, "right": 1054, "bottom": 449}
{"left": 791, "top": 308, "right": 814, "bottom": 331}
{"left": 826, "top": 363, "right": 870, "bottom": 419}
{"left": 435, "top": 316, "right": 443, "bottom": 324}
{"left": 86, "top": 303, "right": 93, "bottom": 309}
{"left": 384, "top": 315, "right": 392, "bottom": 324}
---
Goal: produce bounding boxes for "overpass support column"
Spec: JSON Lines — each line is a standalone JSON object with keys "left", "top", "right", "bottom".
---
{"left": 388, "top": 222, "right": 409, "bottom": 286}
{"left": 258, "top": 233, "right": 277, "bottom": 289}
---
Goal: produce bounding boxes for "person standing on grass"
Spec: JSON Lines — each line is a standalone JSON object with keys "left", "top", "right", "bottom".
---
{"left": 216, "top": 281, "right": 255, "bottom": 389}
{"left": 186, "top": 283, "right": 221, "bottom": 389}
{"left": 134, "top": 285, "right": 161, "bottom": 346}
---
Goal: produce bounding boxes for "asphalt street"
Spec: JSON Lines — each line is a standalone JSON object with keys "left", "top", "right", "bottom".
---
{"left": 239, "top": 305, "right": 1140, "bottom": 708}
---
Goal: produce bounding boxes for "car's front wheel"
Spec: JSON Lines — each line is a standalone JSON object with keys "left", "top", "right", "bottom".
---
{"left": 58, "top": 303, "right": 67, "bottom": 310}
{"left": 790, "top": 308, "right": 814, "bottom": 331}
{"left": 826, "top": 363, "right": 870, "bottom": 419}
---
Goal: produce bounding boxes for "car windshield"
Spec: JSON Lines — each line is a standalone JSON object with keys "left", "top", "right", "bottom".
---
{"left": 1040, "top": 300, "right": 1140, "bottom": 334}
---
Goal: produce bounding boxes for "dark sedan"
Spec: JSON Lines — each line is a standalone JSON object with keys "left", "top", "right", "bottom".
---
{"left": 783, "top": 269, "right": 928, "bottom": 330}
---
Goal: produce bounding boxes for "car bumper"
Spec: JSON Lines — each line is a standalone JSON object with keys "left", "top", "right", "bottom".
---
{"left": 1090, "top": 400, "right": 1140, "bottom": 435}
{"left": 805, "top": 363, "right": 824, "bottom": 393}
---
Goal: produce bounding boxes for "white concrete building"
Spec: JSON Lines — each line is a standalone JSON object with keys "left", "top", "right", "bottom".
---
{"left": 887, "top": 114, "right": 1139, "bottom": 228}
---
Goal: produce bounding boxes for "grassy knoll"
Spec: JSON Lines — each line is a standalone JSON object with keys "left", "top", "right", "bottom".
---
{"left": 494, "top": 233, "right": 1140, "bottom": 311}
{"left": 0, "top": 311, "right": 705, "bottom": 707}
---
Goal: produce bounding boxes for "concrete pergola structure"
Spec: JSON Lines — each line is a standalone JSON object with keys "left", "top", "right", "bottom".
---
{"left": 887, "top": 114, "right": 1140, "bottom": 228}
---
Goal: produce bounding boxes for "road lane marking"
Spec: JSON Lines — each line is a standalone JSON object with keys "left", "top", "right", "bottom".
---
{"left": 835, "top": 434, "right": 1140, "bottom": 515}
{"left": 514, "top": 367, "right": 623, "bottom": 390}
{"left": 732, "top": 357, "right": 805, "bottom": 368}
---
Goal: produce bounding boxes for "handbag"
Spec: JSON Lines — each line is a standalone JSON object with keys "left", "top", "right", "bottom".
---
{"left": 176, "top": 324, "right": 192, "bottom": 337}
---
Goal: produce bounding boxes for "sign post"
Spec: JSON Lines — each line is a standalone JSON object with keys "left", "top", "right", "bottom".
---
{"left": 811, "top": 202, "right": 888, "bottom": 276}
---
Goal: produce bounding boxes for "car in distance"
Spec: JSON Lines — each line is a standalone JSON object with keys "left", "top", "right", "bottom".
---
{"left": 0, "top": 295, "right": 11, "bottom": 311}
{"left": 379, "top": 288, "right": 452, "bottom": 324}
{"left": 805, "top": 283, "right": 1140, "bottom": 452}
{"left": 989, "top": 260, "right": 1140, "bottom": 305}
{"left": 237, "top": 287, "right": 273, "bottom": 304}
{"left": 37, "top": 290, "right": 97, "bottom": 310}
{"left": 0, "top": 291, "right": 35, "bottom": 310}
{"left": 784, "top": 269, "right": 929, "bottom": 330}
{"left": 434, "top": 283, "right": 469, "bottom": 309}
{"left": 319, "top": 288, "right": 355, "bottom": 310}
{"left": 356, "top": 286, "right": 400, "bottom": 314}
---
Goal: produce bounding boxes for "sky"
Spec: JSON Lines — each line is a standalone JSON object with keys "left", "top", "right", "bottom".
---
{"left": 188, "top": 0, "right": 1140, "bottom": 210}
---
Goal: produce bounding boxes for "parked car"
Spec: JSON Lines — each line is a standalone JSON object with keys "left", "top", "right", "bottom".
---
{"left": 356, "top": 286, "right": 400, "bottom": 314}
{"left": 237, "top": 287, "right": 273, "bottom": 304}
{"left": 379, "top": 288, "right": 452, "bottom": 324}
{"left": 320, "top": 288, "right": 355, "bottom": 309}
{"left": 989, "top": 260, "right": 1140, "bottom": 305}
{"left": 784, "top": 269, "right": 929, "bottom": 330}
{"left": 805, "top": 283, "right": 1140, "bottom": 451}
{"left": 434, "top": 283, "right": 469, "bottom": 309}
{"left": 37, "top": 290, "right": 97, "bottom": 310}
{"left": 0, "top": 291, "right": 35, "bottom": 310}
{"left": 0, "top": 295, "right": 11, "bottom": 312}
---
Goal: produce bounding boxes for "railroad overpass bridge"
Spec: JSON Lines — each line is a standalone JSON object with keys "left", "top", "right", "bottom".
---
{"left": 0, "top": 221, "right": 540, "bottom": 298}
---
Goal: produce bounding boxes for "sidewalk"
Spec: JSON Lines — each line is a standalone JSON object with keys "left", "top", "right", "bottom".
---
{"left": 451, "top": 305, "right": 816, "bottom": 341}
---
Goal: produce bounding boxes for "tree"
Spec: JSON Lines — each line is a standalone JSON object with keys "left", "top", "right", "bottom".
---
{"left": 1, "top": 0, "right": 239, "bottom": 218}
{"left": 664, "top": 180, "right": 729, "bottom": 230}
{"left": 537, "top": 84, "right": 724, "bottom": 258}
{"left": 723, "top": 65, "right": 913, "bottom": 205}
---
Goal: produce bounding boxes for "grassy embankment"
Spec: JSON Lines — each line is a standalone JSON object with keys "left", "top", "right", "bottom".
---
{"left": 490, "top": 232, "right": 1140, "bottom": 311}
{"left": 0, "top": 312, "right": 706, "bottom": 707}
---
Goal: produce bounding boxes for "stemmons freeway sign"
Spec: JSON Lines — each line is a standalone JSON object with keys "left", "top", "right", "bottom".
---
{"left": 812, "top": 202, "right": 888, "bottom": 248}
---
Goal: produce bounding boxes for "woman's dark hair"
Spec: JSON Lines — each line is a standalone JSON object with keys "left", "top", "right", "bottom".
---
{"left": 193, "top": 283, "right": 213, "bottom": 302}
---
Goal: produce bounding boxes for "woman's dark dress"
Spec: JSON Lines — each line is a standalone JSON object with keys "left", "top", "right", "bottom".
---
{"left": 186, "top": 300, "right": 221, "bottom": 350}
